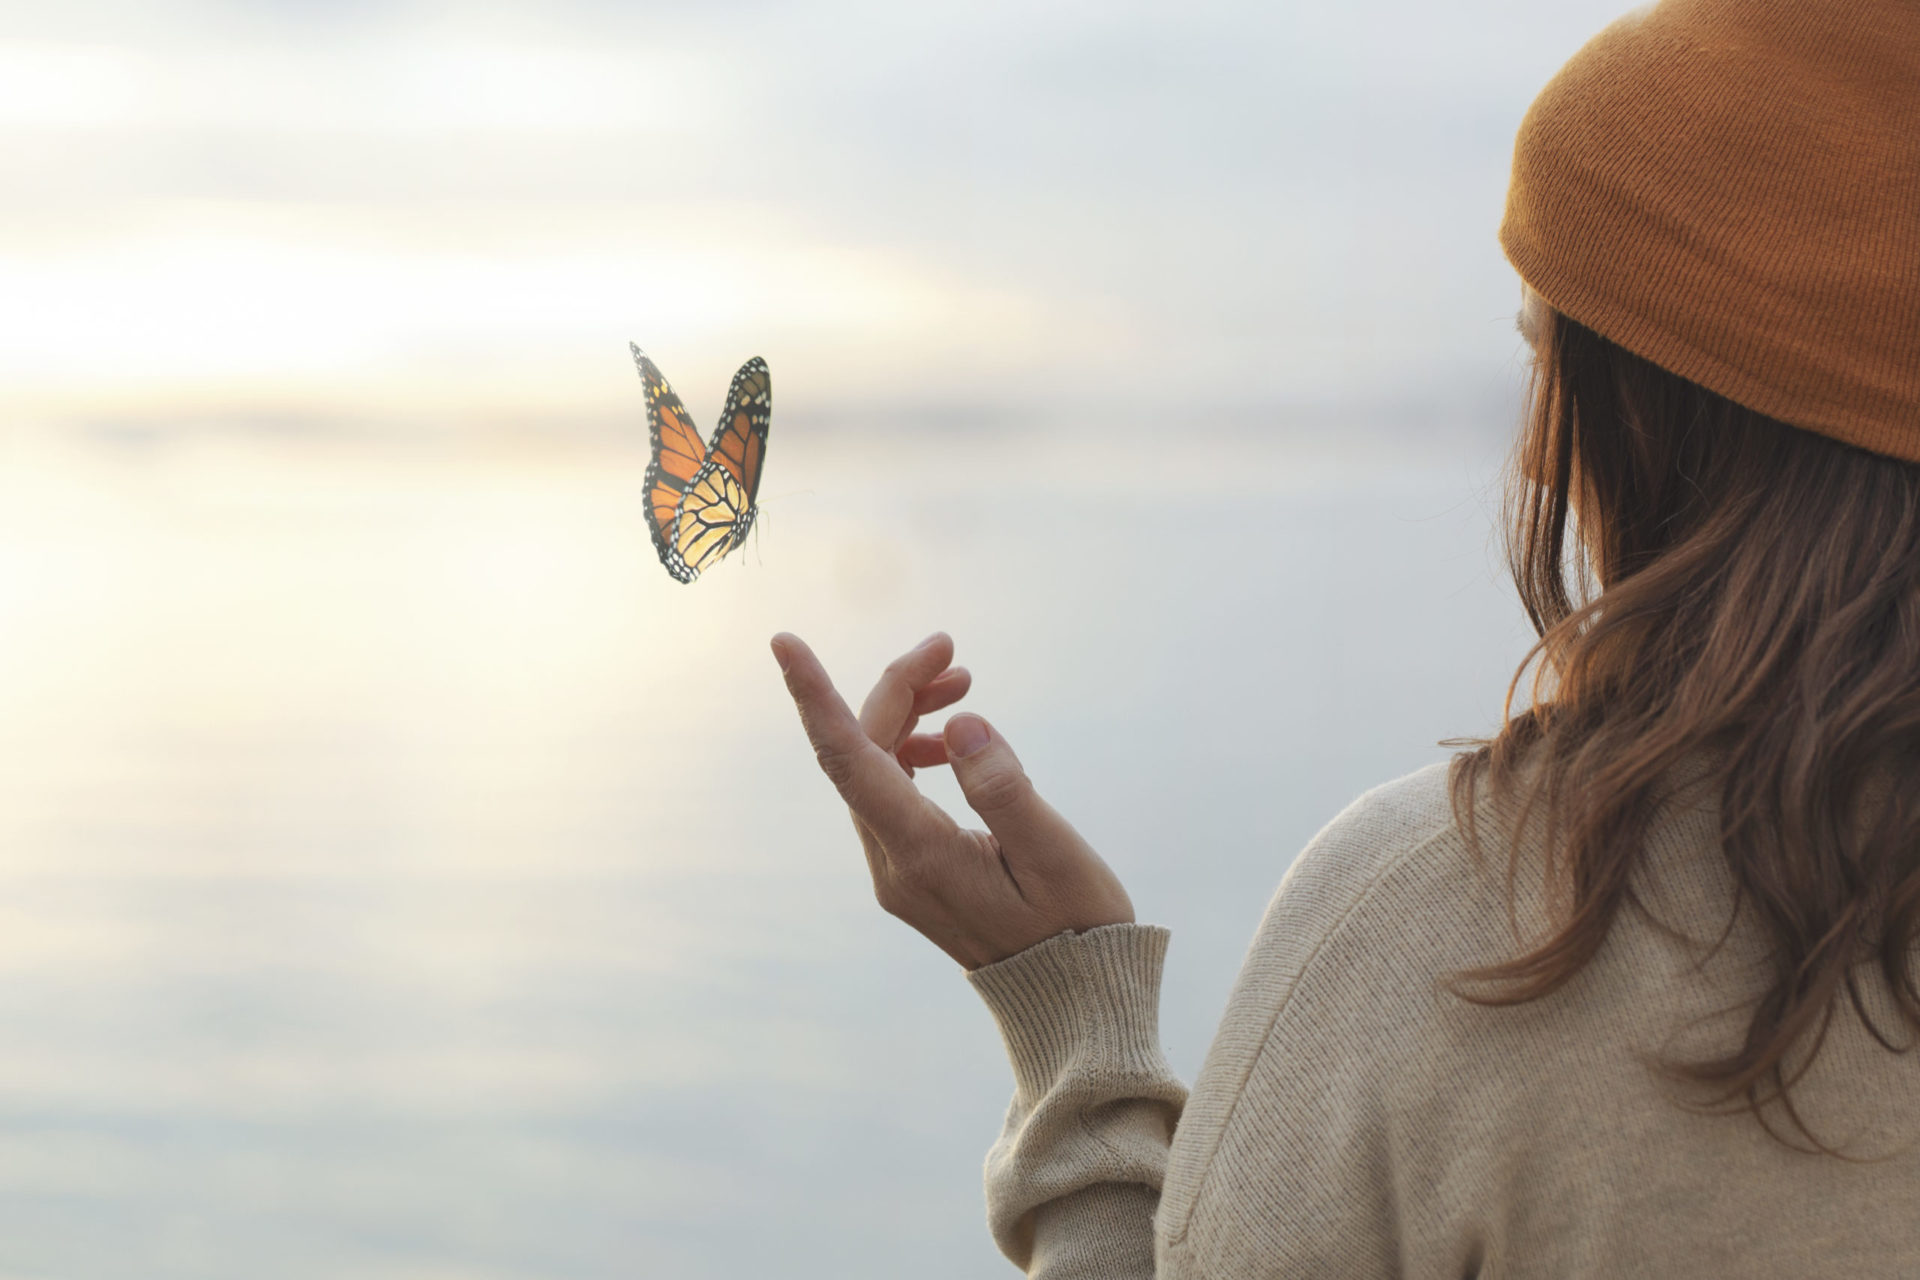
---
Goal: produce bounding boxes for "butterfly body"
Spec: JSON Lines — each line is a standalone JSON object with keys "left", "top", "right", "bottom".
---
{"left": 633, "top": 344, "right": 771, "bottom": 583}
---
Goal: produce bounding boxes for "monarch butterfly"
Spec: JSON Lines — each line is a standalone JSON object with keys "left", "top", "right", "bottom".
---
{"left": 632, "top": 344, "right": 771, "bottom": 584}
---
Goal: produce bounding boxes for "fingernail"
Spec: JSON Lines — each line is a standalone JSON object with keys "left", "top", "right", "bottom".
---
{"left": 769, "top": 637, "right": 790, "bottom": 673}
{"left": 914, "top": 631, "right": 943, "bottom": 651}
{"left": 946, "top": 714, "right": 989, "bottom": 758}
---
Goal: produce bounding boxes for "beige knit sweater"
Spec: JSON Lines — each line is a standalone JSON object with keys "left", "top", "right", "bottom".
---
{"left": 968, "top": 761, "right": 1920, "bottom": 1277}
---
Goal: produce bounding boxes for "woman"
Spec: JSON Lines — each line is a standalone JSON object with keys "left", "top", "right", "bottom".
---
{"left": 774, "top": 0, "right": 1920, "bottom": 1273}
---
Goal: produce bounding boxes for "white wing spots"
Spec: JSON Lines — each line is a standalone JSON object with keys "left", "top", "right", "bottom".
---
{"left": 637, "top": 347, "right": 770, "bottom": 584}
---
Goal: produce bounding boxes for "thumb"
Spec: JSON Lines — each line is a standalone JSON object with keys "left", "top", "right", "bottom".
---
{"left": 943, "top": 713, "right": 1071, "bottom": 856}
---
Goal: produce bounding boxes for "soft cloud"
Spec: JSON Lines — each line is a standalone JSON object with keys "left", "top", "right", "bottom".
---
{"left": 0, "top": 0, "right": 1626, "bottom": 428}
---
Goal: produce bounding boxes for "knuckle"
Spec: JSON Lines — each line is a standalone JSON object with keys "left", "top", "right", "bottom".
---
{"left": 887, "top": 859, "right": 940, "bottom": 909}
{"left": 876, "top": 864, "right": 935, "bottom": 917}
{"left": 890, "top": 860, "right": 931, "bottom": 896}
{"left": 813, "top": 741, "right": 859, "bottom": 789}
{"left": 967, "top": 765, "right": 1033, "bottom": 814}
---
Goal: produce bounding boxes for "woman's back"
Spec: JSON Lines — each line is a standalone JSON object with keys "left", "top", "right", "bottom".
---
{"left": 1122, "top": 763, "right": 1920, "bottom": 1277}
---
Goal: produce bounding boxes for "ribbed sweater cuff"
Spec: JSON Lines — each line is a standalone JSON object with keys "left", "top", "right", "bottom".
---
{"left": 966, "top": 923, "right": 1172, "bottom": 1106}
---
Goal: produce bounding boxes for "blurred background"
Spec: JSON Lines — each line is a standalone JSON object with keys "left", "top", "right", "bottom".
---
{"left": 0, "top": 1, "right": 1623, "bottom": 1276}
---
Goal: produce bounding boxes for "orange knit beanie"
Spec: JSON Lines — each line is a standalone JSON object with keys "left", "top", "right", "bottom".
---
{"left": 1500, "top": 0, "right": 1920, "bottom": 462}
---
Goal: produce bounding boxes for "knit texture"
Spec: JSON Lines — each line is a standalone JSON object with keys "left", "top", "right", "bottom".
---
{"left": 1499, "top": 0, "right": 1920, "bottom": 461}
{"left": 969, "top": 761, "right": 1920, "bottom": 1277}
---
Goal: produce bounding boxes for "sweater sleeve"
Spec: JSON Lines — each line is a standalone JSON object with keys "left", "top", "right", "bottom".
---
{"left": 966, "top": 923, "right": 1188, "bottom": 1278}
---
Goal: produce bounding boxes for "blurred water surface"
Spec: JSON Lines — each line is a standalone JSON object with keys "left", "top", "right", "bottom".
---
{"left": 0, "top": 420, "right": 1533, "bottom": 1278}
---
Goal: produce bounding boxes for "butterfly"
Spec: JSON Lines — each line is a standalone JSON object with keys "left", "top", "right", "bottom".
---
{"left": 632, "top": 344, "right": 771, "bottom": 584}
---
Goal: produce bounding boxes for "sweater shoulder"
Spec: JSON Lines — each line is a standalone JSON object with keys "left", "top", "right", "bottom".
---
{"left": 1195, "top": 759, "right": 1483, "bottom": 1079}
{"left": 1261, "top": 759, "right": 1469, "bottom": 952}
{"left": 1159, "top": 760, "right": 1477, "bottom": 1254}
{"left": 1220, "top": 757, "right": 1508, "bottom": 1046}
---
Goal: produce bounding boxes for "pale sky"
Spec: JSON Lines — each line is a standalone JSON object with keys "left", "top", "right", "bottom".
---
{"left": 0, "top": 0, "right": 1629, "bottom": 435}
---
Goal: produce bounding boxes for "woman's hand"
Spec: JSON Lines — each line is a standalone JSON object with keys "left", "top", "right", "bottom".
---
{"left": 772, "top": 630, "right": 1134, "bottom": 970}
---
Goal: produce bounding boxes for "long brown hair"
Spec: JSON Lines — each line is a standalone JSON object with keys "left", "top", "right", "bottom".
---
{"left": 1449, "top": 298, "right": 1920, "bottom": 1148}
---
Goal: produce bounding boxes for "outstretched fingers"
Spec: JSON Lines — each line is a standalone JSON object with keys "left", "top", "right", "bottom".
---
{"left": 858, "top": 633, "right": 961, "bottom": 750}
{"left": 773, "top": 633, "right": 941, "bottom": 854}
{"left": 776, "top": 635, "right": 1133, "bottom": 968}
{"left": 913, "top": 666, "right": 971, "bottom": 717}
{"left": 883, "top": 655, "right": 972, "bottom": 768}
{"left": 897, "top": 733, "right": 950, "bottom": 769}
{"left": 890, "top": 666, "right": 972, "bottom": 770}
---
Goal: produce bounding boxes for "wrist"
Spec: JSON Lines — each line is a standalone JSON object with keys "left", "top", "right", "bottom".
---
{"left": 967, "top": 923, "right": 1172, "bottom": 1105}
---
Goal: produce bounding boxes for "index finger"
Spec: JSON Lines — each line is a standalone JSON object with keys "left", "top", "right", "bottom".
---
{"left": 772, "top": 633, "right": 944, "bottom": 851}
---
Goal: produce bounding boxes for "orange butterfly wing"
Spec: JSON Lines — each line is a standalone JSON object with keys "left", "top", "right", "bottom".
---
{"left": 703, "top": 358, "right": 771, "bottom": 555}
{"left": 633, "top": 344, "right": 708, "bottom": 583}
{"left": 672, "top": 357, "right": 771, "bottom": 577}
{"left": 632, "top": 347, "right": 773, "bottom": 584}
